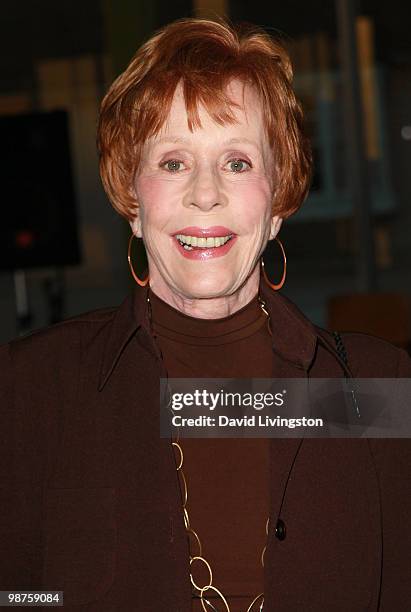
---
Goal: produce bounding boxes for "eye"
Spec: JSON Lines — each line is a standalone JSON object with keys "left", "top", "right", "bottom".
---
{"left": 226, "top": 158, "right": 251, "bottom": 173}
{"left": 161, "top": 159, "right": 185, "bottom": 173}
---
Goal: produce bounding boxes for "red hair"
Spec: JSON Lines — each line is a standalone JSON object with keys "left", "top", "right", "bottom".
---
{"left": 97, "top": 17, "right": 312, "bottom": 222}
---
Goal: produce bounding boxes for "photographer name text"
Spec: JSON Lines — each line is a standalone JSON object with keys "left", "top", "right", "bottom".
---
{"left": 171, "top": 415, "right": 323, "bottom": 429}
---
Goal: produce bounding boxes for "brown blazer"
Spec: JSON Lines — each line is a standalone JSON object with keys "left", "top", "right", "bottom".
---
{"left": 1, "top": 281, "right": 411, "bottom": 611}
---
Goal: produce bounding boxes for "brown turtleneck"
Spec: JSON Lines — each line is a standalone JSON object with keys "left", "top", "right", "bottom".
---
{"left": 149, "top": 289, "right": 274, "bottom": 612}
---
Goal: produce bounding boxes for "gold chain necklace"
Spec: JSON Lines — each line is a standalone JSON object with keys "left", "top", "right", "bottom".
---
{"left": 149, "top": 292, "right": 272, "bottom": 611}
{"left": 172, "top": 428, "right": 267, "bottom": 611}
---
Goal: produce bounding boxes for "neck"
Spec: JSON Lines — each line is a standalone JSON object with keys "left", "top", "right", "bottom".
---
{"left": 148, "top": 267, "right": 261, "bottom": 319}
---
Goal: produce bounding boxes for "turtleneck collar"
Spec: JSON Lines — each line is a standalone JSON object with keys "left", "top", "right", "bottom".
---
{"left": 147, "top": 288, "right": 268, "bottom": 346}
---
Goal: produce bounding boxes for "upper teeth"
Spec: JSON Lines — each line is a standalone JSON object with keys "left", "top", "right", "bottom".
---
{"left": 176, "top": 234, "right": 232, "bottom": 248}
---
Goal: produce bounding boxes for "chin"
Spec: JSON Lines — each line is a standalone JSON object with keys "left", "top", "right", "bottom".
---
{"left": 177, "top": 274, "right": 235, "bottom": 300}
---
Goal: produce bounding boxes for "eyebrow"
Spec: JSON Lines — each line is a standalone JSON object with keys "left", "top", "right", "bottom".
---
{"left": 153, "top": 136, "right": 259, "bottom": 147}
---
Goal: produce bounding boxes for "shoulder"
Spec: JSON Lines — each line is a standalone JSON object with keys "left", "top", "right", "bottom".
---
{"left": 315, "top": 326, "right": 411, "bottom": 377}
{"left": 0, "top": 305, "right": 117, "bottom": 371}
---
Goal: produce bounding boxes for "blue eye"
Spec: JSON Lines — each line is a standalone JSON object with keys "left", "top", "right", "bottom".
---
{"left": 228, "top": 159, "right": 251, "bottom": 173}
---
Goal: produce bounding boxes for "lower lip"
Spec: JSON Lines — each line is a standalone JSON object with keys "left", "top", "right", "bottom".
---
{"left": 172, "top": 236, "right": 237, "bottom": 260}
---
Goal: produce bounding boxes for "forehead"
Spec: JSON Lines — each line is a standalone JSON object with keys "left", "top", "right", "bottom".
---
{"left": 152, "top": 79, "right": 267, "bottom": 144}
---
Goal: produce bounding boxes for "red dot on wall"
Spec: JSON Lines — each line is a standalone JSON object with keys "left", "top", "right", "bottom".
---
{"left": 15, "top": 230, "right": 35, "bottom": 249}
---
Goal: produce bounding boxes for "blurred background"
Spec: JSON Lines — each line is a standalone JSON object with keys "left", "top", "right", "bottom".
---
{"left": 0, "top": 0, "right": 410, "bottom": 351}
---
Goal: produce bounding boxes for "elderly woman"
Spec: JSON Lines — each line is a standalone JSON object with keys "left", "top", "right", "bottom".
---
{"left": 1, "top": 16, "right": 411, "bottom": 612}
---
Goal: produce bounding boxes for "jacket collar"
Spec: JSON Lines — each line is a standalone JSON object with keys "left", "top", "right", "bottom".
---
{"left": 98, "top": 277, "right": 319, "bottom": 391}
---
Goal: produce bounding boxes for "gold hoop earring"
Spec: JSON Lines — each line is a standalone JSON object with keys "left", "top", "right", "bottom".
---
{"left": 127, "top": 233, "right": 149, "bottom": 287}
{"left": 261, "top": 237, "right": 287, "bottom": 291}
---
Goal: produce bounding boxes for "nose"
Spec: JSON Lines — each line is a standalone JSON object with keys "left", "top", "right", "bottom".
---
{"left": 183, "top": 165, "right": 226, "bottom": 212}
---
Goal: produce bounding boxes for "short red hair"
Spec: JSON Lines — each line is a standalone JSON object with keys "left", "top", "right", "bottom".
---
{"left": 97, "top": 17, "right": 312, "bottom": 222}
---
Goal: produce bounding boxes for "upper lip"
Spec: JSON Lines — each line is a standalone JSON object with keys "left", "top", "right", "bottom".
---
{"left": 172, "top": 226, "right": 235, "bottom": 237}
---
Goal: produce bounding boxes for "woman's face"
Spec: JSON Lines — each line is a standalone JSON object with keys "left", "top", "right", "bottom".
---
{"left": 131, "top": 79, "right": 282, "bottom": 309}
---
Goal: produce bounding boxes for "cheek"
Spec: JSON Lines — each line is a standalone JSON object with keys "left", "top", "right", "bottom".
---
{"left": 233, "top": 181, "right": 272, "bottom": 229}
{"left": 136, "top": 176, "right": 168, "bottom": 206}
{"left": 136, "top": 177, "right": 179, "bottom": 229}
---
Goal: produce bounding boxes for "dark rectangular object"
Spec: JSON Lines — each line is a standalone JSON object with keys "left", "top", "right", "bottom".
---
{"left": 0, "top": 109, "right": 81, "bottom": 270}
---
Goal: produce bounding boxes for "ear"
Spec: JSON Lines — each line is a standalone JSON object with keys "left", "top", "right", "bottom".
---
{"left": 128, "top": 186, "right": 142, "bottom": 237}
{"left": 129, "top": 213, "right": 142, "bottom": 238}
{"left": 269, "top": 215, "right": 283, "bottom": 240}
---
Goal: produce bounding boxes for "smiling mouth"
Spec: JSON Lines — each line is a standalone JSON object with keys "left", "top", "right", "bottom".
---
{"left": 175, "top": 233, "right": 234, "bottom": 251}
